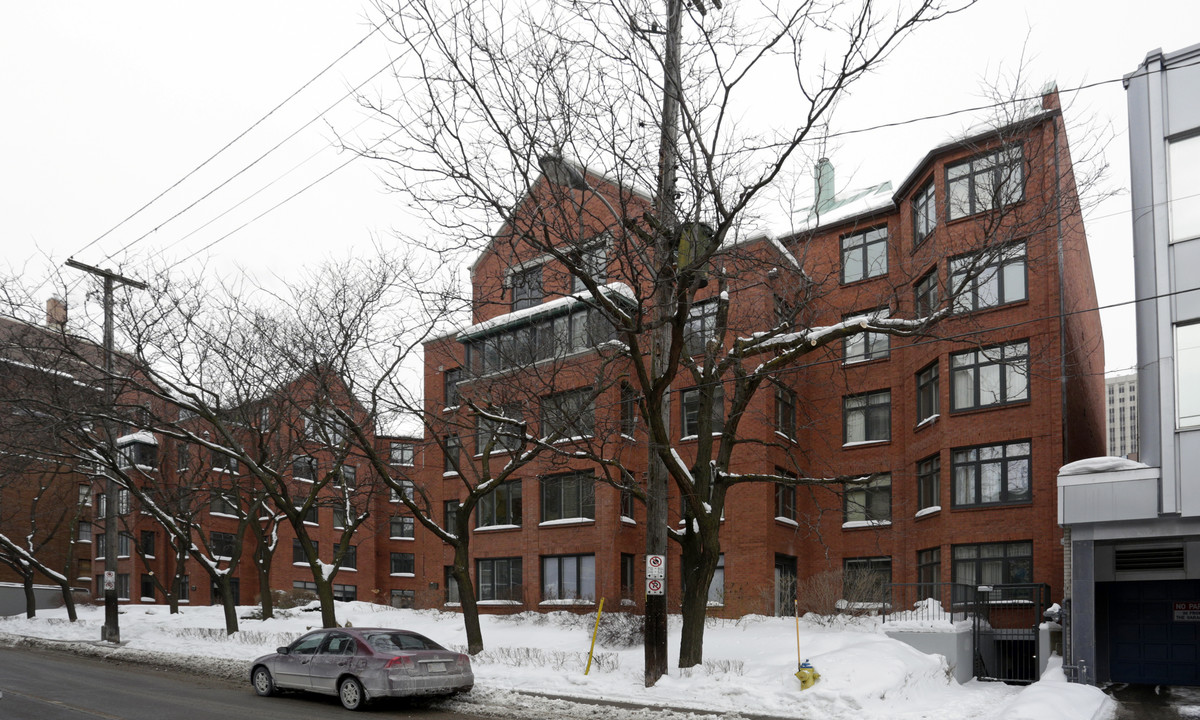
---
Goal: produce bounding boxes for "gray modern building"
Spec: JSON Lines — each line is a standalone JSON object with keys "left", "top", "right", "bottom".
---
{"left": 1058, "top": 42, "right": 1200, "bottom": 686}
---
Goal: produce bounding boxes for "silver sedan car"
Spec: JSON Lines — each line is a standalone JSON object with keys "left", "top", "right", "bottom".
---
{"left": 250, "top": 627, "right": 474, "bottom": 710}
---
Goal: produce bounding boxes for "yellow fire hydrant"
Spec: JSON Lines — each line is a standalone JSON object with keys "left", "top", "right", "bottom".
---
{"left": 796, "top": 659, "right": 820, "bottom": 690}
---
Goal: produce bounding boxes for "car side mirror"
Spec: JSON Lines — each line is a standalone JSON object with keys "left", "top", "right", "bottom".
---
{"left": 277, "top": 647, "right": 291, "bottom": 655}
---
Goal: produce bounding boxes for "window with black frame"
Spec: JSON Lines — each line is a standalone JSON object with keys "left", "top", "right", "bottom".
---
{"left": 477, "top": 481, "right": 522, "bottom": 528}
{"left": 477, "top": 557, "right": 522, "bottom": 602}
{"left": 841, "top": 226, "right": 888, "bottom": 283}
{"left": 946, "top": 144, "right": 1024, "bottom": 220}
{"left": 951, "top": 441, "right": 1031, "bottom": 507}
{"left": 952, "top": 540, "right": 1033, "bottom": 602}
{"left": 540, "top": 472, "right": 595, "bottom": 522}
{"left": 843, "top": 390, "right": 891, "bottom": 444}
{"left": 844, "top": 474, "right": 891, "bottom": 524}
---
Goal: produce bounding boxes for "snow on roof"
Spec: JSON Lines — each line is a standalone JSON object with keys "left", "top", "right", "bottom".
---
{"left": 457, "top": 282, "right": 634, "bottom": 341}
{"left": 116, "top": 431, "right": 158, "bottom": 446}
{"left": 1058, "top": 456, "right": 1150, "bottom": 476}
{"left": 785, "top": 181, "right": 895, "bottom": 235}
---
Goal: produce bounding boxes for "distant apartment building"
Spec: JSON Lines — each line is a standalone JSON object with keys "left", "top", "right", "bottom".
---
{"left": 1106, "top": 373, "right": 1139, "bottom": 459}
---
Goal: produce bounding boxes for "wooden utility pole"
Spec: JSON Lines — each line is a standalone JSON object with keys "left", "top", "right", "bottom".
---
{"left": 65, "top": 258, "right": 147, "bottom": 644}
{"left": 644, "top": 0, "right": 683, "bottom": 688}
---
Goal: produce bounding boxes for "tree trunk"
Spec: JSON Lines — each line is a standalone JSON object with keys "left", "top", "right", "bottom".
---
{"left": 677, "top": 527, "right": 719, "bottom": 668}
{"left": 57, "top": 578, "right": 77, "bottom": 622}
{"left": 215, "top": 576, "right": 239, "bottom": 634}
{"left": 315, "top": 578, "right": 338, "bottom": 628}
{"left": 452, "top": 545, "right": 484, "bottom": 655}
{"left": 258, "top": 561, "right": 275, "bottom": 620}
{"left": 22, "top": 570, "right": 36, "bottom": 619}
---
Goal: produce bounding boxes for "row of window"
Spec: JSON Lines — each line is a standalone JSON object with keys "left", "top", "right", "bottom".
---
{"left": 841, "top": 145, "right": 1025, "bottom": 285}
{"left": 837, "top": 339, "right": 1030, "bottom": 445}
{"left": 852, "top": 540, "right": 1034, "bottom": 603}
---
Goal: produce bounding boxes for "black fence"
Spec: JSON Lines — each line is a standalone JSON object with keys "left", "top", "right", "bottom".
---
{"left": 880, "top": 582, "right": 976, "bottom": 624}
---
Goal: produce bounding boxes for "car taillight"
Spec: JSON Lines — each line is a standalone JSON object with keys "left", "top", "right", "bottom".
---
{"left": 386, "top": 655, "right": 415, "bottom": 672}
{"left": 455, "top": 654, "right": 469, "bottom": 669}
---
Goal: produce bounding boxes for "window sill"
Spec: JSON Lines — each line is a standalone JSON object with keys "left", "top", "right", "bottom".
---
{"left": 443, "top": 471, "right": 459, "bottom": 478}
{"left": 339, "top": 567, "right": 358, "bottom": 572}
{"left": 949, "top": 398, "right": 1030, "bottom": 417}
{"left": 210, "top": 512, "right": 239, "bottom": 519}
{"left": 915, "top": 413, "right": 940, "bottom": 431}
{"left": 620, "top": 516, "right": 636, "bottom": 526}
{"left": 389, "top": 536, "right": 415, "bottom": 542}
{"left": 478, "top": 600, "right": 522, "bottom": 606}
{"left": 680, "top": 432, "right": 722, "bottom": 443}
{"left": 915, "top": 506, "right": 941, "bottom": 519}
{"left": 475, "top": 524, "right": 521, "bottom": 533}
{"left": 775, "top": 516, "right": 799, "bottom": 527}
{"left": 839, "top": 272, "right": 889, "bottom": 288}
{"left": 540, "top": 599, "right": 594, "bottom": 606}
{"left": 843, "top": 354, "right": 890, "bottom": 367}
{"left": 950, "top": 500, "right": 1033, "bottom": 511}
{"left": 539, "top": 518, "right": 595, "bottom": 528}
{"left": 295, "top": 478, "right": 315, "bottom": 484}
{"left": 842, "top": 520, "right": 892, "bottom": 529}
{"left": 842, "top": 439, "right": 889, "bottom": 449}
{"left": 390, "top": 573, "right": 415, "bottom": 578}
{"left": 774, "top": 431, "right": 798, "bottom": 444}
{"left": 444, "top": 602, "right": 462, "bottom": 607}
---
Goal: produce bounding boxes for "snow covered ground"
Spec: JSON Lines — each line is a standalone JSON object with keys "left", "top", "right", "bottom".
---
{"left": 0, "top": 601, "right": 1115, "bottom": 720}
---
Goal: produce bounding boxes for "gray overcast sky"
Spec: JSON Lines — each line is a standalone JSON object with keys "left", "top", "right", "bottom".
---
{"left": 2, "top": 1, "right": 1198, "bottom": 375}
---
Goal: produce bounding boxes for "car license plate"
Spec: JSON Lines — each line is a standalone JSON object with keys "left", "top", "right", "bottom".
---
{"left": 426, "top": 662, "right": 445, "bottom": 673}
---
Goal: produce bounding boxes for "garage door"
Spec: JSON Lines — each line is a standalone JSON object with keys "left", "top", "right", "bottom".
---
{"left": 1107, "top": 579, "right": 1200, "bottom": 685}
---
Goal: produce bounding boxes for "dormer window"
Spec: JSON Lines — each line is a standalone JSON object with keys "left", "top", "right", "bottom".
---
{"left": 117, "top": 432, "right": 158, "bottom": 469}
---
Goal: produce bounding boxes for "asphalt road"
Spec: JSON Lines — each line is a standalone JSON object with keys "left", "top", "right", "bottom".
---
{"left": 0, "top": 646, "right": 494, "bottom": 720}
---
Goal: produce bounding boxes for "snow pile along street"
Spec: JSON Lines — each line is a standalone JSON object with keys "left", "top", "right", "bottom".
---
{"left": 0, "top": 602, "right": 1115, "bottom": 720}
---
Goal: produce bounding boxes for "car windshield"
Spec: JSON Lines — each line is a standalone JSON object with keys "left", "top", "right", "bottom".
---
{"left": 365, "top": 632, "right": 444, "bottom": 652}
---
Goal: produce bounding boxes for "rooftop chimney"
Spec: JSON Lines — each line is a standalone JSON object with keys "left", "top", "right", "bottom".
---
{"left": 813, "top": 158, "right": 835, "bottom": 213}
{"left": 46, "top": 296, "right": 67, "bottom": 331}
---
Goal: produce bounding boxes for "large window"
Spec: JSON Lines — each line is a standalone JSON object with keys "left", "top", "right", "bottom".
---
{"left": 1170, "top": 135, "right": 1200, "bottom": 241}
{"left": 843, "top": 557, "right": 891, "bottom": 603}
{"left": 843, "top": 390, "right": 891, "bottom": 444}
{"left": 775, "top": 384, "right": 797, "bottom": 439}
{"left": 389, "top": 442, "right": 414, "bottom": 467}
{"left": 444, "top": 368, "right": 461, "bottom": 408}
{"left": 916, "top": 361, "right": 940, "bottom": 423}
{"left": 293, "top": 455, "right": 317, "bottom": 482}
{"left": 946, "top": 145, "right": 1024, "bottom": 220}
{"left": 913, "top": 181, "right": 937, "bottom": 244}
{"left": 211, "top": 531, "right": 236, "bottom": 560}
{"left": 843, "top": 308, "right": 890, "bottom": 364}
{"left": 334, "top": 543, "right": 357, "bottom": 570}
{"left": 476, "top": 404, "right": 523, "bottom": 453}
{"left": 477, "top": 481, "right": 522, "bottom": 528}
{"left": 844, "top": 474, "right": 891, "bottom": 524}
{"left": 444, "top": 435, "right": 460, "bottom": 473}
{"left": 952, "top": 441, "right": 1032, "bottom": 507}
{"left": 541, "top": 388, "right": 595, "bottom": 439}
{"left": 390, "top": 552, "right": 415, "bottom": 575}
{"left": 681, "top": 384, "right": 724, "bottom": 438}
{"left": 917, "top": 548, "right": 941, "bottom": 600}
{"left": 950, "top": 242, "right": 1027, "bottom": 312}
{"left": 292, "top": 539, "right": 316, "bottom": 564}
{"left": 572, "top": 241, "right": 608, "bottom": 292}
{"left": 511, "top": 265, "right": 543, "bottom": 311}
{"left": 1178, "top": 323, "right": 1200, "bottom": 427}
{"left": 950, "top": 341, "right": 1029, "bottom": 411}
{"left": 542, "top": 554, "right": 595, "bottom": 601}
{"left": 390, "top": 516, "right": 415, "bottom": 539}
{"left": 464, "top": 306, "right": 615, "bottom": 375}
{"left": 953, "top": 541, "right": 1032, "bottom": 591}
{"left": 477, "top": 557, "right": 522, "bottom": 602}
{"left": 917, "top": 455, "right": 940, "bottom": 511}
{"left": 390, "top": 479, "right": 415, "bottom": 503}
{"left": 684, "top": 300, "right": 720, "bottom": 355}
{"left": 915, "top": 269, "right": 938, "bottom": 316}
{"left": 620, "top": 383, "right": 638, "bottom": 437}
{"left": 841, "top": 226, "right": 888, "bottom": 283}
{"left": 541, "top": 472, "right": 595, "bottom": 522}
{"left": 775, "top": 482, "right": 796, "bottom": 521}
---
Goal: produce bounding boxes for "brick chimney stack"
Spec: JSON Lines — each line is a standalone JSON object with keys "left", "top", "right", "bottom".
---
{"left": 45, "top": 296, "right": 67, "bottom": 331}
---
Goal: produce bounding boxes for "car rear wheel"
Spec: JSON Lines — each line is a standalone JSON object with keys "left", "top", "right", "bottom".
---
{"left": 339, "top": 676, "right": 366, "bottom": 710}
{"left": 251, "top": 666, "right": 275, "bottom": 697}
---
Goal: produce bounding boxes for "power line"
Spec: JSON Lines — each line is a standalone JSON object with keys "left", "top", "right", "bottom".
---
{"left": 70, "top": 6, "right": 402, "bottom": 261}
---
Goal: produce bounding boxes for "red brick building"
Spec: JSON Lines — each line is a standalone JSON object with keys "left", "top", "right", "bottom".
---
{"left": 12, "top": 90, "right": 1102, "bottom": 621}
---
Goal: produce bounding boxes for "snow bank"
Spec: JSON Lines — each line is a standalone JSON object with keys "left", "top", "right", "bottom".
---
{"left": 0, "top": 602, "right": 1108, "bottom": 720}
{"left": 1059, "top": 456, "right": 1149, "bottom": 476}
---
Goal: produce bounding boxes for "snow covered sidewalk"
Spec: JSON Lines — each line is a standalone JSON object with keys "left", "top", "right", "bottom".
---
{"left": 0, "top": 602, "right": 1114, "bottom": 720}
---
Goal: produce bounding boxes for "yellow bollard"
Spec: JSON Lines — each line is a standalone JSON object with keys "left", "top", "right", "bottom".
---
{"left": 795, "top": 659, "right": 820, "bottom": 690}
{"left": 585, "top": 597, "right": 605, "bottom": 675}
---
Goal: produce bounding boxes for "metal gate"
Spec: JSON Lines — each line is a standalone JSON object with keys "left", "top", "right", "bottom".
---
{"left": 971, "top": 583, "right": 1050, "bottom": 684}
